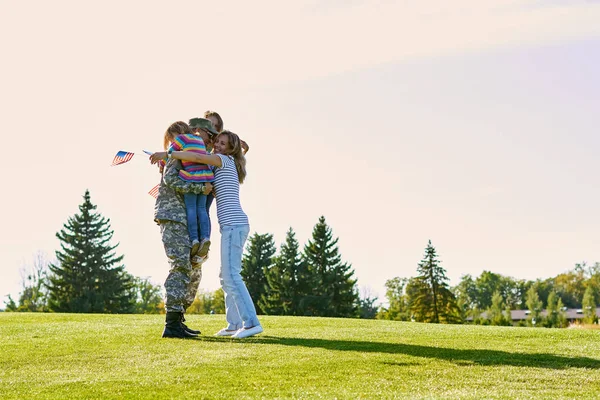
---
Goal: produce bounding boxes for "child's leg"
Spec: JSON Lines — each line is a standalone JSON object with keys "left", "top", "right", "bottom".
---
{"left": 205, "top": 193, "right": 214, "bottom": 239}
{"left": 196, "top": 194, "right": 211, "bottom": 257}
{"left": 183, "top": 193, "right": 200, "bottom": 243}
{"left": 196, "top": 194, "right": 210, "bottom": 241}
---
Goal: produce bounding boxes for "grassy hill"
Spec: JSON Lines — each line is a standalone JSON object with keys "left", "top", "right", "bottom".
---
{"left": 1, "top": 313, "right": 600, "bottom": 399}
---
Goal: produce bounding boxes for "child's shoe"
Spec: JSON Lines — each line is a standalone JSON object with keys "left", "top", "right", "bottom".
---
{"left": 191, "top": 254, "right": 207, "bottom": 265}
{"left": 191, "top": 239, "right": 200, "bottom": 257}
{"left": 198, "top": 238, "right": 211, "bottom": 257}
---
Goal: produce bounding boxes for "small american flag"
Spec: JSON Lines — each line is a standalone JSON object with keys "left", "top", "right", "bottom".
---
{"left": 148, "top": 184, "right": 160, "bottom": 198}
{"left": 111, "top": 151, "right": 134, "bottom": 166}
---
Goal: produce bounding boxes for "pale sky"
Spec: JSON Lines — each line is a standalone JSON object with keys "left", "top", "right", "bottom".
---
{"left": 1, "top": 1, "right": 599, "bottom": 306}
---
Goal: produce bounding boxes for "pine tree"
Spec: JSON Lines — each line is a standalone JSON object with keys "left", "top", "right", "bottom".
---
{"left": 260, "top": 228, "right": 303, "bottom": 315}
{"left": 488, "top": 291, "right": 510, "bottom": 326}
{"left": 47, "top": 190, "right": 134, "bottom": 313}
{"left": 556, "top": 298, "right": 567, "bottom": 328}
{"left": 358, "top": 292, "right": 379, "bottom": 319}
{"left": 545, "top": 291, "right": 559, "bottom": 328}
{"left": 301, "top": 216, "right": 359, "bottom": 317}
{"left": 241, "top": 233, "right": 275, "bottom": 314}
{"left": 582, "top": 285, "right": 597, "bottom": 324}
{"left": 411, "top": 240, "right": 460, "bottom": 323}
{"left": 504, "top": 304, "right": 513, "bottom": 326}
{"left": 544, "top": 291, "right": 568, "bottom": 328}
{"left": 405, "top": 277, "right": 428, "bottom": 322}
{"left": 525, "top": 285, "right": 543, "bottom": 327}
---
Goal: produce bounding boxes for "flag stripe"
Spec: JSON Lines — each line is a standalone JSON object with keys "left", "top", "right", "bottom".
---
{"left": 148, "top": 184, "right": 160, "bottom": 198}
{"left": 111, "top": 151, "right": 134, "bottom": 166}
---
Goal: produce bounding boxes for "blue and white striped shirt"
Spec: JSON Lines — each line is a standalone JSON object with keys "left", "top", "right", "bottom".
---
{"left": 213, "top": 154, "right": 249, "bottom": 227}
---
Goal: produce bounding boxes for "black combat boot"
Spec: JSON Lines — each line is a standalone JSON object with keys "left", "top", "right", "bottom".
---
{"left": 181, "top": 314, "right": 201, "bottom": 335}
{"left": 162, "top": 311, "right": 197, "bottom": 338}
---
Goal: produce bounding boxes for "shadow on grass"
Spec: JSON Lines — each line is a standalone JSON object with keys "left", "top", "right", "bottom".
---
{"left": 201, "top": 336, "right": 600, "bottom": 369}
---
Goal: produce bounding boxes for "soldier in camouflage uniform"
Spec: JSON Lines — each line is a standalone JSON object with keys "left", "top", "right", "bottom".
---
{"left": 155, "top": 157, "right": 210, "bottom": 338}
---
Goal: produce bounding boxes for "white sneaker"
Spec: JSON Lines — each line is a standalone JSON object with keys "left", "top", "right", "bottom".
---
{"left": 214, "top": 328, "right": 239, "bottom": 337}
{"left": 232, "top": 325, "right": 263, "bottom": 339}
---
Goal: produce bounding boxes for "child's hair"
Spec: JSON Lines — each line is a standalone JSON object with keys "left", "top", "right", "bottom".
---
{"left": 218, "top": 130, "right": 246, "bottom": 184}
{"left": 163, "top": 121, "right": 191, "bottom": 150}
{"left": 204, "top": 110, "right": 224, "bottom": 132}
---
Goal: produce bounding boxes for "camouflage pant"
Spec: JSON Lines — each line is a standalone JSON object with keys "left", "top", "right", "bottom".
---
{"left": 184, "top": 261, "right": 203, "bottom": 310}
{"left": 160, "top": 221, "right": 193, "bottom": 313}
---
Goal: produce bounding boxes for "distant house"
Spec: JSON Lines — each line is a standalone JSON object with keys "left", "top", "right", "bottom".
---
{"left": 467, "top": 307, "right": 600, "bottom": 324}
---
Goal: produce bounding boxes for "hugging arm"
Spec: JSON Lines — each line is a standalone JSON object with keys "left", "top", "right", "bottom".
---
{"left": 150, "top": 151, "right": 222, "bottom": 168}
{"left": 162, "top": 159, "right": 211, "bottom": 195}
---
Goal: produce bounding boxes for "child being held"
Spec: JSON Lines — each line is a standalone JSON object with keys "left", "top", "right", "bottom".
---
{"left": 162, "top": 120, "right": 217, "bottom": 257}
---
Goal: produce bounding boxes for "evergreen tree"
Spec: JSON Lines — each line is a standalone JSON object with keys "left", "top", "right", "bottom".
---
{"left": 260, "top": 228, "right": 303, "bottom": 315}
{"left": 301, "top": 216, "right": 359, "bottom": 317}
{"left": 469, "top": 306, "right": 484, "bottom": 325}
{"left": 411, "top": 240, "right": 460, "bottom": 323}
{"left": 241, "top": 233, "right": 276, "bottom": 314}
{"left": 358, "top": 295, "right": 378, "bottom": 319}
{"left": 525, "top": 285, "right": 543, "bottom": 327}
{"left": 357, "top": 287, "right": 378, "bottom": 319}
{"left": 545, "top": 292, "right": 568, "bottom": 328}
{"left": 47, "top": 190, "right": 134, "bottom": 313}
{"left": 556, "top": 298, "right": 567, "bottom": 328}
{"left": 405, "top": 277, "right": 428, "bottom": 322}
{"left": 488, "top": 291, "right": 510, "bottom": 326}
{"left": 504, "top": 304, "right": 513, "bottom": 326}
{"left": 582, "top": 285, "right": 597, "bottom": 324}
{"left": 545, "top": 291, "right": 559, "bottom": 328}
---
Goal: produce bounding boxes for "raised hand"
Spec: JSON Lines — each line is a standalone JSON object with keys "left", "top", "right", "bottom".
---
{"left": 149, "top": 152, "right": 167, "bottom": 164}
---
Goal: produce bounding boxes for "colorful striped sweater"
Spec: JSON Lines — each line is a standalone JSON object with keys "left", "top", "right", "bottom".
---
{"left": 167, "top": 134, "right": 214, "bottom": 183}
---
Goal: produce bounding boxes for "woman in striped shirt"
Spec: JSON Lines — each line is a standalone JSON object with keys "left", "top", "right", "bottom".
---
{"left": 150, "top": 130, "right": 262, "bottom": 339}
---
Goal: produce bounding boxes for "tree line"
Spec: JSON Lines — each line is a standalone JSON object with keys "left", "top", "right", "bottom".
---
{"left": 4, "top": 190, "right": 598, "bottom": 328}
{"left": 4, "top": 191, "right": 163, "bottom": 314}
{"left": 241, "top": 216, "right": 359, "bottom": 317}
{"left": 2, "top": 191, "right": 363, "bottom": 317}
{"left": 379, "top": 252, "right": 600, "bottom": 327}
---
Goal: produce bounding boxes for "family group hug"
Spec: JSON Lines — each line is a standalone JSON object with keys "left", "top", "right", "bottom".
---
{"left": 148, "top": 111, "right": 262, "bottom": 339}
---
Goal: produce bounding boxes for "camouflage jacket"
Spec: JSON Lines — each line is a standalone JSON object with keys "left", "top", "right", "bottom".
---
{"left": 154, "top": 159, "right": 206, "bottom": 224}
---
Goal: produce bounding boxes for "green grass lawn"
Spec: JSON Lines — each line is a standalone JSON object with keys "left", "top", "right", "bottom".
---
{"left": 1, "top": 314, "right": 600, "bottom": 399}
